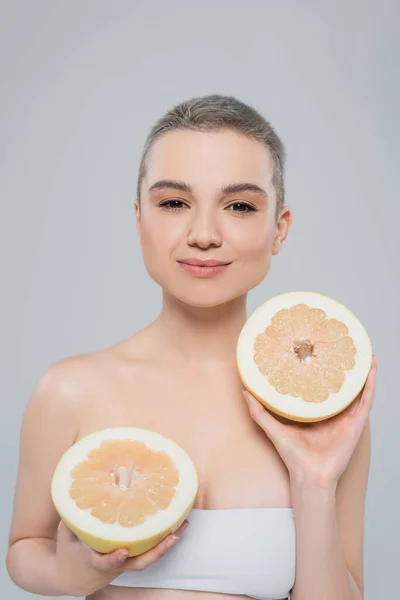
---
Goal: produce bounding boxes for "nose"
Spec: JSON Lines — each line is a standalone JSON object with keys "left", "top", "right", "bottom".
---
{"left": 187, "top": 208, "right": 223, "bottom": 249}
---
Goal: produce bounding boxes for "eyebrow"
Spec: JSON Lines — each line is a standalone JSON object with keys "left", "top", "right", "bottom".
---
{"left": 148, "top": 179, "right": 268, "bottom": 199}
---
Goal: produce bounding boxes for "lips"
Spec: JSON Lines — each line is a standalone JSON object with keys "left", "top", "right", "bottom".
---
{"left": 177, "top": 260, "right": 231, "bottom": 278}
{"left": 178, "top": 259, "right": 231, "bottom": 267}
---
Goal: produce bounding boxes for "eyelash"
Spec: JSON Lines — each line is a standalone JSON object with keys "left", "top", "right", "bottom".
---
{"left": 158, "top": 200, "right": 258, "bottom": 214}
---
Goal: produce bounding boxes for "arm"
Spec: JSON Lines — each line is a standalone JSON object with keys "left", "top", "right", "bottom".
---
{"left": 289, "top": 417, "right": 371, "bottom": 600}
{"left": 6, "top": 356, "right": 191, "bottom": 596}
{"left": 7, "top": 537, "right": 66, "bottom": 596}
{"left": 6, "top": 358, "right": 82, "bottom": 595}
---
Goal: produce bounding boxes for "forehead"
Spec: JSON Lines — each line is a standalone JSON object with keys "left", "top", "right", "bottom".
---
{"left": 143, "top": 129, "right": 275, "bottom": 193}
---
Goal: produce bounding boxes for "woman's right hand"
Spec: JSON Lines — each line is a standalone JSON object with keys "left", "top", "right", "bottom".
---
{"left": 56, "top": 518, "right": 189, "bottom": 597}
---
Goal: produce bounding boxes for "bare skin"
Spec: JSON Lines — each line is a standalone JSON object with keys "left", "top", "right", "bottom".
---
{"left": 87, "top": 333, "right": 292, "bottom": 600}
{"left": 7, "top": 128, "right": 293, "bottom": 599}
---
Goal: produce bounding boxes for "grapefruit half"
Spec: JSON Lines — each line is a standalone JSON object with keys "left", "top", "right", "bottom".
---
{"left": 237, "top": 291, "right": 372, "bottom": 423}
{"left": 51, "top": 427, "right": 198, "bottom": 556}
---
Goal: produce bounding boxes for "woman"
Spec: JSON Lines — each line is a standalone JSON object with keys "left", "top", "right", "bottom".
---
{"left": 7, "top": 95, "right": 377, "bottom": 600}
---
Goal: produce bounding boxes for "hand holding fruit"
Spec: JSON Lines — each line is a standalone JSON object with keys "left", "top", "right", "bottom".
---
{"left": 56, "top": 518, "right": 189, "bottom": 597}
{"left": 242, "top": 356, "right": 378, "bottom": 488}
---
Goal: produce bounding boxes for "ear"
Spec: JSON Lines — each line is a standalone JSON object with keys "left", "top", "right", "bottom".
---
{"left": 272, "top": 206, "right": 292, "bottom": 255}
{"left": 134, "top": 200, "right": 141, "bottom": 242}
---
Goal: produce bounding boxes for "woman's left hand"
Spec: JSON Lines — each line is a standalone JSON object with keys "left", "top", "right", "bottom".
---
{"left": 242, "top": 355, "right": 378, "bottom": 488}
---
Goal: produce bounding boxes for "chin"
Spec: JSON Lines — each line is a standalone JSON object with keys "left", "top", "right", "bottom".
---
{"left": 146, "top": 264, "right": 269, "bottom": 306}
{"left": 165, "top": 283, "right": 254, "bottom": 308}
{"left": 177, "top": 295, "right": 233, "bottom": 308}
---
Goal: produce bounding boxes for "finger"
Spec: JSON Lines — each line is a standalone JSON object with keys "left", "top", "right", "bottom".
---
{"left": 359, "top": 355, "right": 378, "bottom": 415}
{"left": 123, "top": 520, "right": 189, "bottom": 572}
{"left": 351, "top": 355, "right": 378, "bottom": 418}
{"left": 57, "top": 519, "right": 78, "bottom": 543}
{"left": 89, "top": 547, "right": 130, "bottom": 572}
{"left": 242, "top": 390, "right": 283, "bottom": 441}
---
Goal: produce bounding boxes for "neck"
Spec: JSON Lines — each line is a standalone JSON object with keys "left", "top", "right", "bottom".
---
{"left": 150, "top": 291, "right": 249, "bottom": 368}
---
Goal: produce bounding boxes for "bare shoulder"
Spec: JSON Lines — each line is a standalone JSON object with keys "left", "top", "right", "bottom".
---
{"left": 9, "top": 352, "right": 104, "bottom": 546}
{"left": 92, "top": 328, "right": 164, "bottom": 382}
{"left": 23, "top": 345, "right": 135, "bottom": 446}
{"left": 28, "top": 352, "right": 103, "bottom": 414}
{"left": 30, "top": 332, "right": 148, "bottom": 400}
{"left": 36, "top": 330, "right": 157, "bottom": 422}
{"left": 9, "top": 338, "right": 152, "bottom": 547}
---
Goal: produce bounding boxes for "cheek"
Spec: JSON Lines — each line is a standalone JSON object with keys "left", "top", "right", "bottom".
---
{"left": 139, "top": 221, "right": 180, "bottom": 283}
{"left": 234, "top": 220, "right": 274, "bottom": 261}
{"left": 140, "top": 216, "right": 180, "bottom": 253}
{"left": 241, "top": 237, "right": 271, "bottom": 260}
{"left": 230, "top": 221, "right": 276, "bottom": 292}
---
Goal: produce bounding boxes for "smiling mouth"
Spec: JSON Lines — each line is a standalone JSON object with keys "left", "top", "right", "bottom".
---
{"left": 178, "top": 260, "right": 231, "bottom": 267}
{"left": 177, "top": 262, "right": 231, "bottom": 277}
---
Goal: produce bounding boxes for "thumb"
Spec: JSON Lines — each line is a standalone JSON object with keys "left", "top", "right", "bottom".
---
{"left": 57, "top": 519, "right": 78, "bottom": 540}
{"left": 105, "top": 549, "right": 130, "bottom": 569}
{"left": 57, "top": 519, "right": 78, "bottom": 543}
{"left": 91, "top": 548, "right": 130, "bottom": 572}
{"left": 242, "top": 390, "right": 284, "bottom": 440}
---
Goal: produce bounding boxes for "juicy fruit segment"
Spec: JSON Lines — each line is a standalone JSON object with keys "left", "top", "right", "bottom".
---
{"left": 237, "top": 292, "right": 372, "bottom": 423}
{"left": 254, "top": 304, "right": 357, "bottom": 403}
{"left": 51, "top": 428, "right": 198, "bottom": 556}
{"left": 69, "top": 440, "right": 180, "bottom": 527}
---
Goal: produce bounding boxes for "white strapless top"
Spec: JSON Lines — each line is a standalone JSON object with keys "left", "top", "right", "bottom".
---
{"left": 111, "top": 507, "right": 296, "bottom": 599}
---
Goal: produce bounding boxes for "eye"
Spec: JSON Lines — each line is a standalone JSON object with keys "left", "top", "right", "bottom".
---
{"left": 158, "top": 199, "right": 187, "bottom": 211}
{"left": 227, "top": 202, "right": 257, "bottom": 214}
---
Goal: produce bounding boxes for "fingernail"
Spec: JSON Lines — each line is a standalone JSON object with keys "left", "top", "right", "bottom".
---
{"left": 242, "top": 391, "right": 251, "bottom": 405}
{"left": 169, "top": 521, "right": 189, "bottom": 543}
{"left": 166, "top": 536, "right": 178, "bottom": 548}
{"left": 245, "top": 394, "right": 257, "bottom": 409}
{"left": 175, "top": 520, "right": 189, "bottom": 536}
{"left": 119, "top": 550, "right": 130, "bottom": 561}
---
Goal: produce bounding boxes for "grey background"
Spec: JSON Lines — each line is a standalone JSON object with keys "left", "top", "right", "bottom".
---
{"left": 1, "top": 1, "right": 398, "bottom": 598}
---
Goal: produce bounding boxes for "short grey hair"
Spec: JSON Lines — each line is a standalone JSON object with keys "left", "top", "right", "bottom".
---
{"left": 136, "top": 94, "right": 286, "bottom": 218}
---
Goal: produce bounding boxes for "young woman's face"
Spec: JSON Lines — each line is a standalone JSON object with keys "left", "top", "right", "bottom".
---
{"left": 135, "top": 129, "right": 291, "bottom": 307}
